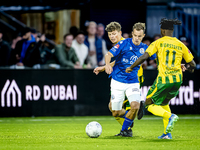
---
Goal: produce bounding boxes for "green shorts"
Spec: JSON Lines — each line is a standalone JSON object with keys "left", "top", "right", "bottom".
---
{"left": 146, "top": 78, "right": 182, "bottom": 105}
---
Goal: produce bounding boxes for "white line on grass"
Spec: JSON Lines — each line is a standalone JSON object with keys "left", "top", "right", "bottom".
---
{"left": 0, "top": 116, "right": 200, "bottom": 122}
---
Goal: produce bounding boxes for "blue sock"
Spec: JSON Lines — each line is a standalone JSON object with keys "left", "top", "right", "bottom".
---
{"left": 121, "top": 117, "right": 133, "bottom": 131}
{"left": 121, "top": 111, "right": 129, "bottom": 118}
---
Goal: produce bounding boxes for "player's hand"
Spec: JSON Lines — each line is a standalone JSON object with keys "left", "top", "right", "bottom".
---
{"left": 181, "top": 64, "right": 187, "bottom": 72}
{"left": 93, "top": 66, "right": 104, "bottom": 75}
{"left": 105, "top": 64, "right": 113, "bottom": 74}
{"left": 125, "top": 67, "right": 133, "bottom": 73}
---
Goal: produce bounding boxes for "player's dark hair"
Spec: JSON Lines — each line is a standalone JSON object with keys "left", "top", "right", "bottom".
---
{"left": 160, "top": 18, "right": 182, "bottom": 30}
{"left": 105, "top": 22, "right": 121, "bottom": 32}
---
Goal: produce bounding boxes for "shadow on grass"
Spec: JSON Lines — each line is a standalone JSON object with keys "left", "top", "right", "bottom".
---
{"left": 100, "top": 136, "right": 188, "bottom": 142}
{"left": 102, "top": 135, "right": 140, "bottom": 140}
{"left": 136, "top": 139, "right": 188, "bottom": 142}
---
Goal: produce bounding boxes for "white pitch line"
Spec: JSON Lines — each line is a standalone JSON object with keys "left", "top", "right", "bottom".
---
{"left": 0, "top": 116, "right": 200, "bottom": 122}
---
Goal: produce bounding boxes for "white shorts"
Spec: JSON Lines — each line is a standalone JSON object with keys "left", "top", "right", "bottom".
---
{"left": 111, "top": 79, "right": 141, "bottom": 111}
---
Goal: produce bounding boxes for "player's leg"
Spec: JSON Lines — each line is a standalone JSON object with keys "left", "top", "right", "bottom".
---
{"left": 146, "top": 101, "right": 173, "bottom": 139}
{"left": 147, "top": 81, "right": 181, "bottom": 139}
{"left": 123, "top": 99, "right": 134, "bottom": 128}
{"left": 145, "top": 80, "right": 174, "bottom": 139}
{"left": 110, "top": 79, "right": 128, "bottom": 118}
{"left": 144, "top": 79, "right": 171, "bottom": 119}
{"left": 110, "top": 88, "right": 126, "bottom": 118}
{"left": 108, "top": 98, "right": 126, "bottom": 126}
{"left": 164, "top": 82, "right": 182, "bottom": 134}
{"left": 147, "top": 103, "right": 171, "bottom": 120}
{"left": 137, "top": 75, "right": 145, "bottom": 120}
{"left": 116, "top": 83, "right": 140, "bottom": 137}
{"left": 161, "top": 105, "right": 171, "bottom": 134}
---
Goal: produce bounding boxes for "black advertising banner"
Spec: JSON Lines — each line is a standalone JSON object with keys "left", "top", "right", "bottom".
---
{"left": 0, "top": 69, "right": 110, "bottom": 117}
{"left": 0, "top": 69, "right": 199, "bottom": 117}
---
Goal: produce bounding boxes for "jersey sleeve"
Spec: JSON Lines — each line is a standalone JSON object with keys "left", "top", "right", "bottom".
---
{"left": 109, "top": 40, "right": 125, "bottom": 57}
{"left": 182, "top": 44, "right": 194, "bottom": 63}
{"left": 149, "top": 53, "right": 157, "bottom": 60}
{"left": 145, "top": 41, "right": 158, "bottom": 57}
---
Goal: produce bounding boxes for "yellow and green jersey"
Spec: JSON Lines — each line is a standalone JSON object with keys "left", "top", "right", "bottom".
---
{"left": 146, "top": 36, "right": 194, "bottom": 84}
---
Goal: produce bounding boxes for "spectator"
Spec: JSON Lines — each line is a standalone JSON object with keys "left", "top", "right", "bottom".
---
{"left": 72, "top": 31, "right": 91, "bottom": 68}
{"left": 97, "top": 23, "right": 113, "bottom": 50}
{"left": 84, "top": 21, "right": 106, "bottom": 68}
{"left": 96, "top": 23, "right": 108, "bottom": 58}
{"left": 153, "top": 34, "right": 161, "bottom": 41}
{"left": 54, "top": 33, "right": 81, "bottom": 69}
{"left": 122, "top": 33, "right": 129, "bottom": 39}
{"left": 179, "top": 35, "right": 200, "bottom": 65}
{"left": 11, "top": 32, "right": 22, "bottom": 50}
{"left": 12, "top": 27, "right": 43, "bottom": 67}
{"left": 142, "top": 36, "right": 156, "bottom": 69}
{"left": 142, "top": 36, "right": 152, "bottom": 46}
{"left": 31, "top": 28, "right": 38, "bottom": 40}
{"left": 96, "top": 23, "right": 105, "bottom": 38}
{"left": 0, "top": 29, "right": 11, "bottom": 66}
{"left": 70, "top": 26, "right": 79, "bottom": 39}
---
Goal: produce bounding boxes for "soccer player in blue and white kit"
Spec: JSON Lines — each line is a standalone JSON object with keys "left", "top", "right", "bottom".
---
{"left": 105, "top": 22, "right": 156, "bottom": 137}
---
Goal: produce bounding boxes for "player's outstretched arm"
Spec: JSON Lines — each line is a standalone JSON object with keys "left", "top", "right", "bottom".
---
{"left": 105, "top": 52, "right": 114, "bottom": 74}
{"left": 126, "top": 52, "right": 150, "bottom": 73}
{"left": 187, "top": 60, "right": 196, "bottom": 73}
{"left": 93, "top": 61, "right": 116, "bottom": 75}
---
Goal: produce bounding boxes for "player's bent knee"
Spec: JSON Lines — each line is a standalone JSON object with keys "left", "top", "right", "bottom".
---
{"left": 127, "top": 94, "right": 140, "bottom": 110}
{"left": 145, "top": 98, "right": 153, "bottom": 106}
{"left": 112, "top": 110, "right": 120, "bottom": 117}
{"left": 130, "top": 101, "right": 140, "bottom": 110}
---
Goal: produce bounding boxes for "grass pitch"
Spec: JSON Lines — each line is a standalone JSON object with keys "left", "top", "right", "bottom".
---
{"left": 0, "top": 115, "right": 200, "bottom": 150}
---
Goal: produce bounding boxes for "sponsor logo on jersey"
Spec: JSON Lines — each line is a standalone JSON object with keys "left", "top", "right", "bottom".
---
{"left": 132, "top": 88, "right": 139, "bottom": 92}
{"left": 114, "top": 44, "right": 120, "bottom": 49}
{"left": 139, "top": 48, "right": 145, "bottom": 54}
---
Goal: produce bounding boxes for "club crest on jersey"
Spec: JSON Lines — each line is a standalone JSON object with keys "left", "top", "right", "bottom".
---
{"left": 114, "top": 44, "right": 120, "bottom": 49}
{"left": 139, "top": 48, "right": 145, "bottom": 54}
{"left": 111, "top": 94, "right": 115, "bottom": 100}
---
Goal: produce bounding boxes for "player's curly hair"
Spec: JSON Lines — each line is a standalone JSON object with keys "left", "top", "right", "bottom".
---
{"left": 160, "top": 18, "right": 182, "bottom": 30}
{"left": 132, "top": 22, "right": 146, "bottom": 33}
{"left": 105, "top": 22, "right": 121, "bottom": 32}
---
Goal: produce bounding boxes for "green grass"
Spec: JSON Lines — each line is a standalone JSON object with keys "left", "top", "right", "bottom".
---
{"left": 0, "top": 115, "right": 200, "bottom": 150}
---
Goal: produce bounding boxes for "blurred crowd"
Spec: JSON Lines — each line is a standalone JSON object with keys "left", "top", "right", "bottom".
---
{"left": 0, "top": 21, "right": 199, "bottom": 70}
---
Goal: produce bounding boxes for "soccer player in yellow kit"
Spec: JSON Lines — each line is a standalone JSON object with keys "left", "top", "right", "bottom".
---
{"left": 126, "top": 18, "right": 196, "bottom": 139}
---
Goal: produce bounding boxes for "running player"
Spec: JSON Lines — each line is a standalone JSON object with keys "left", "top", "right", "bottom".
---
{"left": 94, "top": 22, "right": 156, "bottom": 133}
{"left": 94, "top": 22, "right": 133, "bottom": 130}
{"left": 94, "top": 22, "right": 155, "bottom": 119}
{"left": 126, "top": 18, "right": 196, "bottom": 139}
{"left": 104, "top": 22, "right": 157, "bottom": 137}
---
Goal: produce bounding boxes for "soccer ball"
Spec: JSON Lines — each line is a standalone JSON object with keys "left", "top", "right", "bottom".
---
{"left": 85, "top": 121, "right": 102, "bottom": 138}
